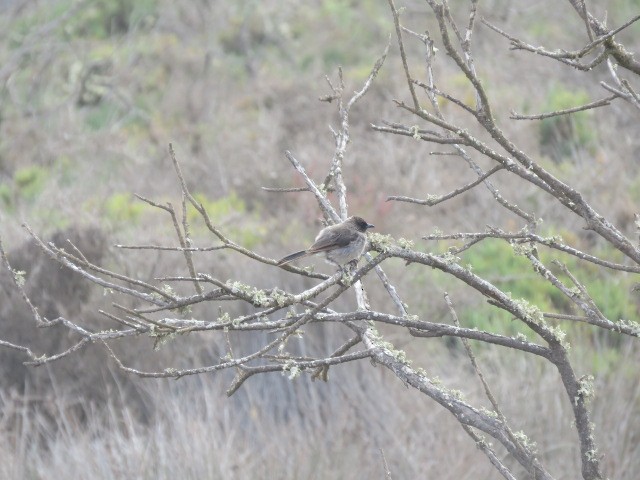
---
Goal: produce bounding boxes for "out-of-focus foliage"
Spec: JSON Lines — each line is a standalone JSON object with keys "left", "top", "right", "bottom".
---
{"left": 539, "top": 85, "right": 596, "bottom": 161}
{"left": 0, "top": 1, "right": 640, "bottom": 479}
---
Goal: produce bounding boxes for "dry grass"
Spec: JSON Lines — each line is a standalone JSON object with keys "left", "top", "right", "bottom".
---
{"left": 1, "top": 0, "right": 639, "bottom": 478}
{"left": 0, "top": 340, "right": 637, "bottom": 479}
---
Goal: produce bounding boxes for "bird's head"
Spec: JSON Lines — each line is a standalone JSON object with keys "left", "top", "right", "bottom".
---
{"left": 349, "top": 216, "right": 375, "bottom": 232}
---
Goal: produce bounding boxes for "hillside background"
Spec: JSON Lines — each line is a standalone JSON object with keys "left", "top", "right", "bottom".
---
{"left": 0, "top": 1, "right": 639, "bottom": 479}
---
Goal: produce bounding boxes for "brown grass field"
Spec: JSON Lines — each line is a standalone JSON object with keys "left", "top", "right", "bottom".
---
{"left": 0, "top": 1, "right": 639, "bottom": 478}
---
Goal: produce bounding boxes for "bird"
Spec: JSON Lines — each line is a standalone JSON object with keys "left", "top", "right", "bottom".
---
{"left": 277, "top": 216, "right": 375, "bottom": 268}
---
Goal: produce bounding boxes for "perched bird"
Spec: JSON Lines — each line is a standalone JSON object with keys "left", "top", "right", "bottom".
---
{"left": 277, "top": 216, "right": 375, "bottom": 268}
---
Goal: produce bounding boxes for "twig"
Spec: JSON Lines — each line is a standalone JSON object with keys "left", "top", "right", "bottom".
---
{"left": 0, "top": 237, "right": 46, "bottom": 325}
{"left": 424, "top": 229, "right": 640, "bottom": 273}
{"left": 261, "top": 186, "right": 312, "bottom": 193}
{"left": 460, "top": 424, "right": 518, "bottom": 480}
{"left": 284, "top": 150, "right": 339, "bottom": 223}
{"left": 510, "top": 94, "right": 618, "bottom": 120}
{"left": 311, "top": 335, "right": 361, "bottom": 381}
{"left": 388, "top": 165, "right": 503, "bottom": 205}
{"left": 444, "top": 293, "right": 526, "bottom": 455}
{"left": 379, "top": 448, "right": 393, "bottom": 480}
{"left": 387, "top": 0, "right": 420, "bottom": 109}
{"left": 116, "top": 244, "right": 226, "bottom": 252}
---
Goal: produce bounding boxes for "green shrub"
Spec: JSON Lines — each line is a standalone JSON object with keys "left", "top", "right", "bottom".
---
{"left": 450, "top": 237, "right": 639, "bottom": 338}
{"left": 188, "top": 192, "right": 265, "bottom": 249}
{"left": 538, "top": 85, "right": 596, "bottom": 162}
{"left": 85, "top": 102, "right": 119, "bottom": 131}
{"left": 14, "top": 165, "right": 49, "bottom": 201}
{"left": 66, "top": 0, "right": 157, "bottom": 39}
{"left": 104, "top": 192, "right": 146, "bottom": 223}
{"left": 188, "top": 192, "right": 246, "bottom": 222}
{"left": 0, "top": 184, "right": 12, "bottom": 210}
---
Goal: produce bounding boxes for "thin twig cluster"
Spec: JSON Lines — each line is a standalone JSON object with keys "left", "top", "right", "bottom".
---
{"left": 1, "top": 2, "right": 639, "bottom": 479}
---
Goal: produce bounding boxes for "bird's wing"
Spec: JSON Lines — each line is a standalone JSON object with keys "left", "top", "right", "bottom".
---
{"left": 307, "top": 225, "right": 358, "bottom": 253}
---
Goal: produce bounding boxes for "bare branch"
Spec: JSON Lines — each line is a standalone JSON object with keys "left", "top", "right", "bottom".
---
{"left": 284, "top": 150, "right": 339, "bottom": 223}
{"left": 387, "top": 0, "right": 420, "bottom": 109}
{"left": 0, "top": 237, "right": 46, "bottom": 325}
{"left": 511, "top": 94, "right": 618, "bottom": 120}
{"left": 424, "top": 229, "right": 640, "bottom": 273}
{"left": 388, "top": 165, "right": 503, "bottom": 205}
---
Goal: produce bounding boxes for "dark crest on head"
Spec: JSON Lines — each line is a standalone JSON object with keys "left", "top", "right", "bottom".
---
{"left": 351, "top": 216, "right": 374, "bottom": 232}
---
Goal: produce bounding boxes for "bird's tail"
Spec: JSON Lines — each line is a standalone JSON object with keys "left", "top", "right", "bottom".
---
{"left": 277, "top": 250, "right": 309, "bottom": 266}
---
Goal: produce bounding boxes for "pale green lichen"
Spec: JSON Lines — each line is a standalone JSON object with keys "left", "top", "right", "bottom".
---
{"left": 368, "top": 327, "right": 411, "bottom": 365}
{"left": 513, "top": 430, "right": 538, "bottom": 454}
{"left": 475, "top": 437, "right": 488, "bottom": 449}
{"left": 585, "top": 449, "right": 599, "bottom": 463}
{"left": 161, "top": 284, "right": 175, "bottom": 296}
{"left": 618, "top": 319, "right": 640, "bottom": 336}
{"left": 441, "top": 250, "right": 460, "bottom": 265}
{"left": 513, "top": 298, "right": 545, "bottom": 325}
{"left": 410, "top": 125, "right": 421, "bottom": 140}
{"left": 426, "top": 375, "right": 467, "bottom": 402}
{"left": 511, "top": 241, "right": 534, "bottom": 257}
{"left": 270, "top": 289, "right": 289, "bottom": 307}
{"left": 423, "top": 194, "right": 439, "bottom": 204}
{"left": 151, "top": 330, "right": 177, "bottom": 351}
{"left": 226, "top": 280, "right": 252, "bottom": 295}
{"left": 252, "top": 289, "right": 270, "bottom": 307}
{"left": 514, "top": 332, "right": 528, "bottom": 343}
{"left": 380, "top": 339, "right": 410, "bottom": 364}
{"left": 340, "top": 271, "right": 354, "bottom": 286}
{"left": 513, "top": 298, "right": 569, "bottom": 347}
{"left": 548, "top": 325, "right": 569, "bottom": 349}
{"left": 12, "top": 269, "right": 26, "bottom": 287}
{"left": 164, "top": 367, "right": 178, "bottom": 375}
{"left": 282, "top": 360, "right": 302, "bottom": 380}
{"left": 368, "top": 232, "right": 394, "bottom": 253}
{"left": 397, "top": 237, "right": 415, "bottom": 249}
{"left": 217, "top": 312, "right": 231, "bottom": 324}
{"left": 479, "top": 407, "right": 499, "bottom": 418}
{"left": 568, "top": 286, "right": 582, "bottom": 298}
{"left": 226, "top": 280, "right": 270, "bottom": 307}
{"left": 449, "top": 389, "right": 464, "bottom": 400}
{"left": 576, "top": 375, "right": 595, "bottom": 406}
{"left": 542, "top": 234, "right": 563, "bottom": 244}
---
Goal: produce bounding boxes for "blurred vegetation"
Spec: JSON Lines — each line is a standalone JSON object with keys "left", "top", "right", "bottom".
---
{"left": 538, "top": 85, "right": 596, "bottom": 161}
{"left": 103, "top": 192, "right": 146, "bottom": 223}
{"left": 456, "top": 237, "right": 639, "bottom": 340}
{"left": 13, "top": 165, "right": 49, "bottom": 202}
{"left": 0, "top": 1, "right": 639, "bottom": 479}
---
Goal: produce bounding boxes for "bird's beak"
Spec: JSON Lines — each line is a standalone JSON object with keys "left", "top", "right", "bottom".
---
{"left": 367, "top": 223, "right": 375, "bottom": 229}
